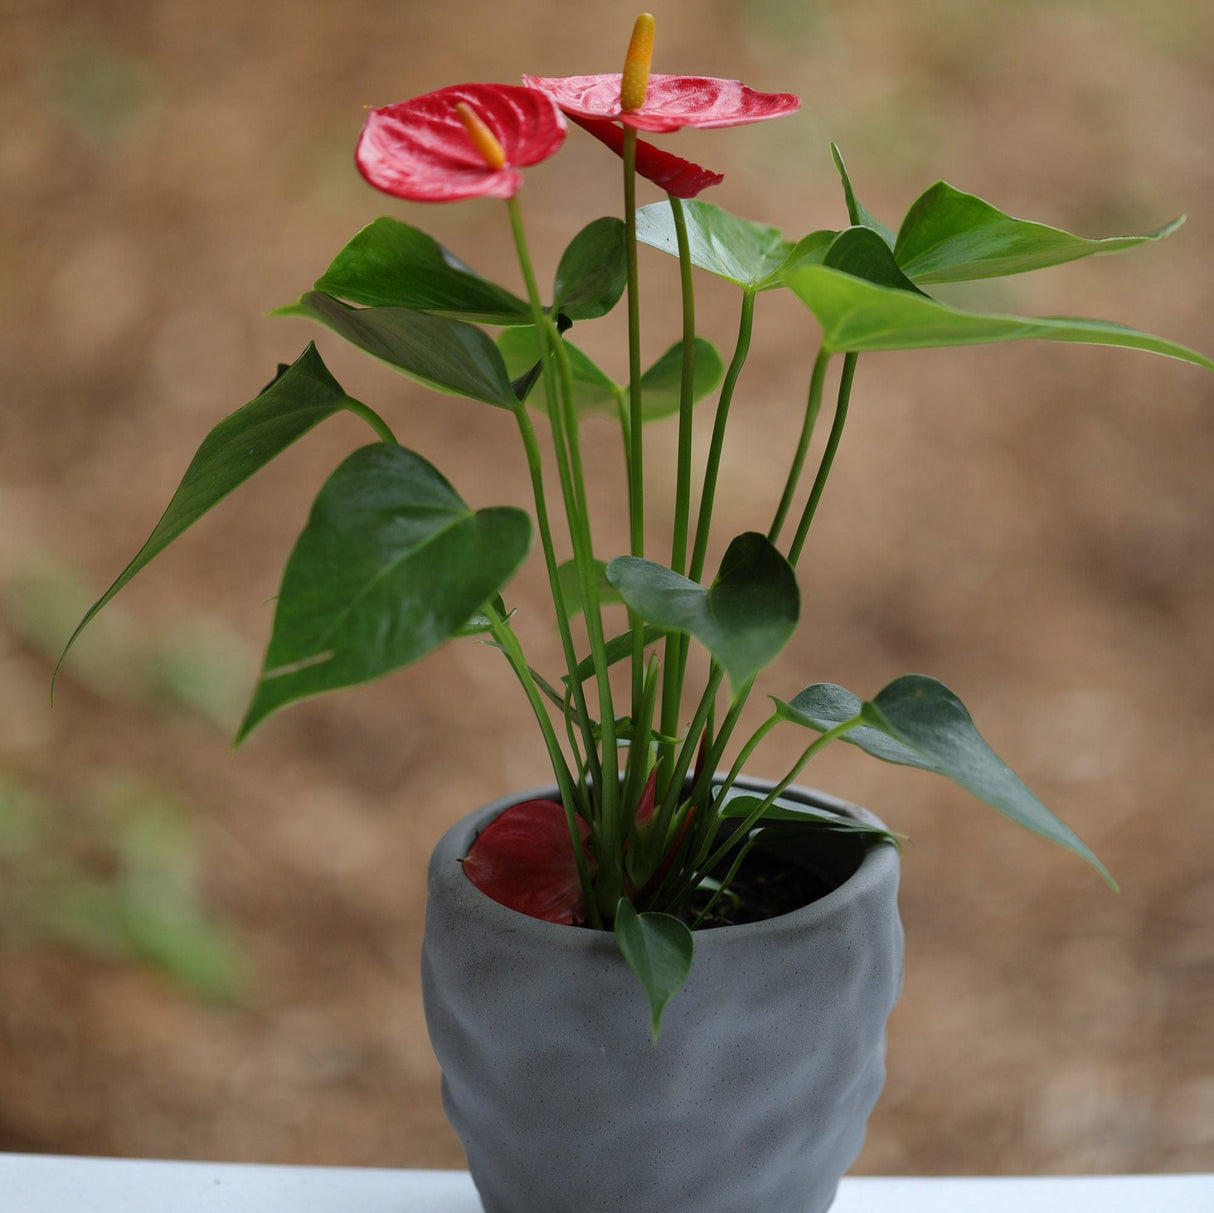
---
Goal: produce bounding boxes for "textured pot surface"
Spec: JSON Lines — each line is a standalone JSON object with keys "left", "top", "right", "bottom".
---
{"left": 422, "top": 779, "right": 904, "bottom": 1213}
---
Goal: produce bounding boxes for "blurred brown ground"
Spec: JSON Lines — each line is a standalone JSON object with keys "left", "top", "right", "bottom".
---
{"left": 1, "top": 0, "right": 1212, "bottom": 1177}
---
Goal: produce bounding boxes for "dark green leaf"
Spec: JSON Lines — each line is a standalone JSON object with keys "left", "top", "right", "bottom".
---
{"left": 308, "top": 216, "right": 530, "bottom": 323}
{"left": 606, "top": 533, "right": 799, "bottom": 690}
{"left": 822, "top": 227, "right": 926, "bottom": 294}
{"left": 775, "top": 682, "right": 939, "bottom": 770}
{"left": 56, "top": 344, "right": 358, "bottom": 686}
{"left": 895, "top": 182, "right": 1185, "bottom": 284}
{"left": 719, "top": 793, "right": 898, "bottom": 844}
{"left": 238, "top": 444, "right": 531, "bottom": 738}
{"left": 781, "top": 262, "right": 1214, "bottom": 369}
{"left": 280, "top": 292, "right": 520, "bottom": 407}
{"left": 553, "top": 217, "right": 628, "bottom": 320}
{"left": 830, "top": 144, "right": 896, "bottom": 248}
{"left": 614, "top": 898, "right": 693, "bottom": 1038}
{"left": 566, "top": 624, "right": 667, "bottom": 686}
{"left": 635, "top": 200, "right": 794, "bottom": 291}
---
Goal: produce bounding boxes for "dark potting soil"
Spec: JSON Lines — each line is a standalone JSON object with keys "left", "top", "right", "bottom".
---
{"left": 681, "top": 847, "right": 839, "bottom": 930}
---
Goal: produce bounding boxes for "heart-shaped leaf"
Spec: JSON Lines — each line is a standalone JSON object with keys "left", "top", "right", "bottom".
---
{"left": 238, "top": 443, "right": 531, "bottom": 738}
{"left": 553, "top": 216, "right": 628, "bottom": 320}
{"left": 614, "top": 898, "right": 693, "bottom": 1038}
{"left": 280, "top": 291, "right": 521, "bottom": 407}
{"left": 822, "top": 226, "right": 926, "bottom": 294}
{"left": 307, "top": 216, "right": 531, "bottom": 323}
{"left": 635, "top": 200, "right": 794, "bottom": 291}
{"left": 895, "top": 182, "right": 1185, "bottom": 284}
{"left": 782, "top": 262, "right": 1214, "bottom": 370}
{"left": 830, "top": 143, "right": 896, "bottom": 248}
{"left": 779, "top": 674, "right": 1115, "bottom": 887}
{"left": 606, "top": 532, "right": 799, "bottom": 690}
{"left": 56, "top": 343, "right": 358, "bottom": 686}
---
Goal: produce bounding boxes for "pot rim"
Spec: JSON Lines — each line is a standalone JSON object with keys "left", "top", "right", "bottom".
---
{"left": 429, "top": 775, "right": 900, "bottom": 951}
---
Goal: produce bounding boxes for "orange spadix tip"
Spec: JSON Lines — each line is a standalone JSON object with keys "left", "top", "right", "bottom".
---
{"left": 455, "top": 100, "right": 507, "bottom": 170}
{"left": 620, "top": 13, "right": 655, "bottom": 112}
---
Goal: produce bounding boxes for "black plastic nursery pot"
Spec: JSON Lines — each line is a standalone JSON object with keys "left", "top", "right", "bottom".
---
{"left": 422, "top": 777, "right": 904, "bottom": 1213}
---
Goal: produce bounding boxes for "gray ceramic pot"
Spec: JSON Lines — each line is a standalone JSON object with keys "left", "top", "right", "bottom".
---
{"left": 422, "top": 777, "right": 903, "bottom": 1213}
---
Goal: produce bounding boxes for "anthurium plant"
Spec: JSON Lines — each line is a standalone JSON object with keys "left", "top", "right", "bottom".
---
{"left": 59, "top": 14, "right": 1212, "bottom": 1031}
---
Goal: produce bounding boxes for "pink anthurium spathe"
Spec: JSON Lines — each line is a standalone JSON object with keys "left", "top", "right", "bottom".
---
{"left": 568, "top": 114, "right": 724, "bottom": 199}
{"left": 462, "top": 798, "right": 595, "bottom": 924}
{"left": 356, "top": 82, "right": 567, "bottom": 203}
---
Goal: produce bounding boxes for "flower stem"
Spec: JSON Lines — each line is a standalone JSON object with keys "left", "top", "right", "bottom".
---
{"left": 787, "top": 352, "right": 858, "bottom": 567}
{"left": 768, "top": 347, "right": 828, "bottom": 544}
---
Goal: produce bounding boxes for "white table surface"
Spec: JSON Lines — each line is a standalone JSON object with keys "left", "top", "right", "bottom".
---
{"left": 2, "top": 1154, "right": 1212, "bottom": 1212}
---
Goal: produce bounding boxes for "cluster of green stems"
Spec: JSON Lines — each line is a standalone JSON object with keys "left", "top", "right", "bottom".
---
{"left": 465, "top": 133, "right": 865, "bottom": 929}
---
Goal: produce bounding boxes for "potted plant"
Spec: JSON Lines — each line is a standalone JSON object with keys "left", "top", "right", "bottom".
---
{"left": 56, "top": 13, "right": 1212, "bottom": 1213}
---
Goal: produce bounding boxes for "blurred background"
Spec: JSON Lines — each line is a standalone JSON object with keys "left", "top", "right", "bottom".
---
{"left": 2, "top": 0, "right": 1212, "bottom": 1176}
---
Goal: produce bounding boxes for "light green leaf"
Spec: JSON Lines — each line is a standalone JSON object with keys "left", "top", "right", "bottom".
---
{"left": 553, "top": 216, "right": 628, "bottom": 320}
{"left": 497, "top": 327, "right": 618, "bottom": 416}
{"left": 556, "top": 558, "right": 622, "bottom": 618}
{"left": 306, "top": 216, "right": 531, "bottom": 324}
{"left": 56, "top": 344, "right": 359, "bottom": 687}
{"left": 614, "top": 898, "right": 693, "bottom": 1038}
{"left": 782, "top": 262, "right": 1214, "bottom": 370}
{"left": 895, "top": 181, "right": 1185, "bottom": 284}
{"left": 634, "top": 337, "right": 725, "bottom": 422}
{"left": 238, "top": 444, "right": 531, "bottom": 738}
{"left": 280, "top": 291, "right": 520, "bottom": 407}
{"left": 635, "top": 200, "right": 794, "bottom": 291}
{"left": 606, "top": 532, "right": 799, "bottom": 690}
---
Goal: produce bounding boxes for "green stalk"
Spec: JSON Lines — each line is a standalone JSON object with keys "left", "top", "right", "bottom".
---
{"left": 659, "top": 194, "right": 699, "bottom": 779}
{"left": 343, "top": 400, "right": 397, "bottom": 445}
{"left": 787, "top": 353, "right": 858, "bottom": 567}
{"left": 768, "top": 347, "right": 829, "bottom": 544}
{"left": 688, "top": 289, "right": 757, "bottom": 584}
{"left": 485, "top": 604, "right": 601, "bottom": 929}
{"left": 506, "top": 196, "right": 623, "bottom": 909}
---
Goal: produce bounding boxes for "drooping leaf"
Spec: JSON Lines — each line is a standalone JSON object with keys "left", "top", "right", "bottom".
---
{"left": 830, "top": 143, "right": 896, "bottom": 248}
{"left": 463, "top": 798, "right": 594, "bottom": 925}
{"left": 552, "top": 216, "right": 628, "bottom": 320}
{"left": 307, "top": 216, "right": 531, "bottom": 323}
{"left": 635, "top": 199, "right": 794, "bottom": 291}
{"left": 614, "top": 898, "right": 694, "bottom": 1038}
{"left": 280, "top": 291, "right": 520, "bottom": 407}
{"left": 781, "top": 262, "right": 1214, "bottom": 370}
{"left": 56, "top": 344, "right": 359, "bottom": 686}
{"left": 606, "top": 532, "right": 799, "bottom": 690}
{"left": 238, "top": 444, "right": 531, "bottom": 738}
{"left": 781, "top": 674, "right": 1115, "bottom": 887}
{"left": 895, "top": 181, "right": 1185, "bottom": 284}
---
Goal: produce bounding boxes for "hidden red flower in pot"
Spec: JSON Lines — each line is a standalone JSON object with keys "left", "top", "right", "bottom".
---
{"left": 356, "top": 82, "right": 567, "bottom": 202}
{"left": 462, "top": 798, "right": 595, "bottom": 925}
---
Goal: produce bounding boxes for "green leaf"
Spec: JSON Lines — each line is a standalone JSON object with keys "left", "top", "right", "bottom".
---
{"left": 281, "top": 291, "right": 520, "bottom": 408}
{"left": 614, "top": 898, "right": 693, "bottom": 1038}
{"left": 781, "top": 262, "right": 1214, "bottom": 370}
{"left": 830, "top": 143, "right": 896, "bottom": 248}
{"left": 566, "top": 624, "right": 667, "bottom": 686}
{"left": 718, "top": 793, "right": 899, "bottom": 845}
{"left": 822, "top": 226, "right": 926, "bottom": 294}
{"left": 635, "top": 200, "right": 794, "bottom": 291}
{"left": 56, "top": 343, "right": 358, "bottom": 686}
{"left": 553, "top": 216, "right": 628, "bottom": 320}
{"left": 238, "top": 444, "right": 531, "bottom": 739}
{"left": 606, "top": 532, "right": 799, "bottom": 690}
{"left": 634, "top": 337, "right": 725, "bottom": 422}
{"left": 556, "top": 558, "right": 622, "bottom": 618}
{"left": 497, "top": 327, "right": 619, "bottom": 416}
{"left": 895, "top": 182, "right": 1185, "bottom": 284}
{"left": 307, "top": 216, "right": 531, "bottom": 323}
{"left": 780, "top": 229, "right": 840, "bottom": 273}
{"left": 782, "top": 674, "right": 1115, "bottom": 887}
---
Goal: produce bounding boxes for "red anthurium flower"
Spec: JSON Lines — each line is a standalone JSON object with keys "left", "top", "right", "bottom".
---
{"left": 569, "top": 114, "right": 723, "bottom": 199}
{"left": 523, "top": 73, "right": 801, "bottom": 134}
{"left": 356, "top": 83, "right": 567, "bottom": 203}
{"left": 462, "top": 798, "right": 595, "bottom": 925}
